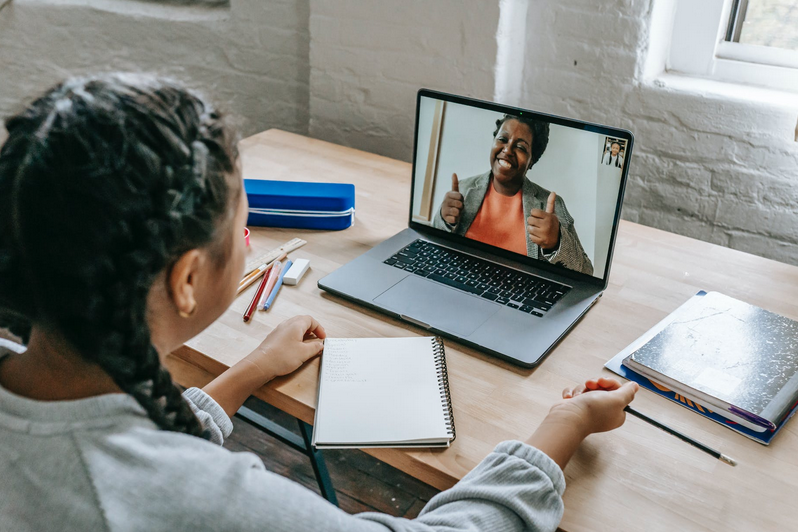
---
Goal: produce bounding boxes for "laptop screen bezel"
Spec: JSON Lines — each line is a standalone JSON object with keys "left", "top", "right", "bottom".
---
{"left": 407, "top": 88, "right": 634, "bottom": 289}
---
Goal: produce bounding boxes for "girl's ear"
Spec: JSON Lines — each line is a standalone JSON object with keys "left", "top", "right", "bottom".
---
{"left": 168, "top": 249, "right": 203, "bottom": 318}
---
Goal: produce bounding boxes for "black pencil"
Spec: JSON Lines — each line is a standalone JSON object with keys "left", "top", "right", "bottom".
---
{"left": 624, "top": 406, "right": 737, "bottom": 466}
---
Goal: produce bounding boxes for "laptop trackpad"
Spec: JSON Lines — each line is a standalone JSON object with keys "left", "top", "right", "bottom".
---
{"left": 373, "top": 275, "right": 499, "bottom": 337}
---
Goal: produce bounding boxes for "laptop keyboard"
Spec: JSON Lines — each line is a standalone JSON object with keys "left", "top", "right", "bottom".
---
{"left": 383, "top": 239, "right": 570, "bottom": 317}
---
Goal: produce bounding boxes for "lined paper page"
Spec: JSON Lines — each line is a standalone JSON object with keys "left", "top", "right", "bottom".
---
{"left": 314, "top": 337, "right": 450, "bottom": 445}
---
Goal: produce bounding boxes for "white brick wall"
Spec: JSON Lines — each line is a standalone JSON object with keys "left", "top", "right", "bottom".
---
{"left": 308, "top": 0, "right": 500, "bottom": 161}
{"left": 514, "top": 0, "right": 798, "bottom": 265}
{"left": 0, "top": 0, "right": 310, "bottom": 139}
{"left": 1, "top": 0, "right": 797, "bottom": 265}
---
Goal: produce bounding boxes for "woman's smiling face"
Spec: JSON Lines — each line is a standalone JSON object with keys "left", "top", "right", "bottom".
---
{"left": 490, "top": 119, "right": 534, "bottom": 189}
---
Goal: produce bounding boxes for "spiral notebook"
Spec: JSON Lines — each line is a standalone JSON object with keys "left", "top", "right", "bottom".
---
{"left": 312, "top": 337, "right": 456, "bottom": 449}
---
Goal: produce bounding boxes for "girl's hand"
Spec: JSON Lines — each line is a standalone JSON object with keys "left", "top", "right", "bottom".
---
{"left": 526, "top": 377, "right": 638, "bottom": 470}
{"left": 201, "top": 316, "right": 326, "bottom": 417}
{"left": 551, "top": 377, "right": 638, "bottom": 437}
{"left": 243, "top": 315, "right": 326, "bottom": 382}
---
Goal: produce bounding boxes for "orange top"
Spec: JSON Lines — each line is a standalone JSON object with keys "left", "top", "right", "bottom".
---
{"left": 465, "top": 180, "right": 527, "bottom": 255}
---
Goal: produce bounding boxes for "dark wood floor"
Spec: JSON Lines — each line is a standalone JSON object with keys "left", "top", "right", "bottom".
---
{"left": 223, "top": 399, "right": 441, "bottom": 518}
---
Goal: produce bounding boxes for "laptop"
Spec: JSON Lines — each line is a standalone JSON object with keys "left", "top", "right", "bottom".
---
{"left": 318, "top": 89, "right": 633, "bottom": 367}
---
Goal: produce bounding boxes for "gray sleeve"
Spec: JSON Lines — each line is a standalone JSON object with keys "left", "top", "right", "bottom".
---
{"left": 182, "top": 387, "right": 233, "bottom": 445}
{"left": 361, "top": 441, "right": 565, "bottom": 531}
{"left": 543, "top": 196, "right": 593, "bottom": 276}
{"left": 213, "top": 440, "right": 565, "bottom": 532}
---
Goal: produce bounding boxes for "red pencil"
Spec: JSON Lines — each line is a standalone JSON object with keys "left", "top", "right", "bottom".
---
{"left": 243, "top": 269, "right": 271, "bottom": 322}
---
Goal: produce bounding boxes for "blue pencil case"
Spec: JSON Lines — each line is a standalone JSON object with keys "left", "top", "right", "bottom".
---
{"left": 244, "top": 179, "right": 355, "bottom": 231}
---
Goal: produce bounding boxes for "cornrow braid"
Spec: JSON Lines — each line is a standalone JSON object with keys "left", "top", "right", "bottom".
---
{"left": 0, "top": 73, "right": 239, "bottom": 438}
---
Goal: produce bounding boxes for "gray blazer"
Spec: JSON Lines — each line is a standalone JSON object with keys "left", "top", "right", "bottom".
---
{"left": 433, "top": 171, "right": 594, "bottom": 275}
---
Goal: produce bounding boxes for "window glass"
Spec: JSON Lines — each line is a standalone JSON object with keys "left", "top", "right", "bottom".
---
{"left": 737, "top": 0, "right": 798, "bottom": 51}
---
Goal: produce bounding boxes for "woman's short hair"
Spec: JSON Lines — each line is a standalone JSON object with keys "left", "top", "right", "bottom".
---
{"left": 493, "top": 114, "right": 550, "bottom": 167}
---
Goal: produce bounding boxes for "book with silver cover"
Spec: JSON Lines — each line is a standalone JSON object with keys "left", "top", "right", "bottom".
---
{"left": 624, "top": 291, "right": 798, "bottom": 429}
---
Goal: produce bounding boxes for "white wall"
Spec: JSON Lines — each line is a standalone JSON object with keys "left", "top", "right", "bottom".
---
{"left": 0, "top": 0, "right": 310, "bottom": 140}
{"left": 595, "top": 156, "right": 625, "bottom": 275}
{"left": 2, "top": 0, "right": 797, "bottom": 266}
{"left": 308, "top": 0, "right": 500, "bottom": 162}
{"left": 531, "top": 125, "right": 602, "bottom": 273}
{"left": 518, "top": 0, "right": 798, "bottom": 265}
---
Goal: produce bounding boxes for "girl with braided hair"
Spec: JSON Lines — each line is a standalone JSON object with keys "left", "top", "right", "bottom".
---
{"left": 0, "top": 74, "right": 637, "bottom": 532}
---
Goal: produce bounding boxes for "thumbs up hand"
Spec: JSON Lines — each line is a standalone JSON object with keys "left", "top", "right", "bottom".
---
{"left": 441, "top": 173, "right": 464, "bottom": 226}
{"left": 527, "top": 191, "right": 561, "bottom": 251}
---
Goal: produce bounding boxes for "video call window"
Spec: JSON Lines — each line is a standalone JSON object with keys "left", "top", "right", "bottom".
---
{"left": 411, "top": 97, "right": 626, "bottom": 280}
{"left": 600, "top": 137, "right": 627, "bottom": 170}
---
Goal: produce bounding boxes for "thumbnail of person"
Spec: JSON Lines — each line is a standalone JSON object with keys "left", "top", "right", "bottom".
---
{"left": 432, "top": 114, "right": 593, "bottom": 275}
{"left": 601, "top": 140, "right": 624, "bottom": 168}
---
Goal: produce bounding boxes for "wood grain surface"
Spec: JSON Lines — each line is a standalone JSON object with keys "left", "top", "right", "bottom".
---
{"left": 168, "top": 129, "right": 798, "bottom": 532}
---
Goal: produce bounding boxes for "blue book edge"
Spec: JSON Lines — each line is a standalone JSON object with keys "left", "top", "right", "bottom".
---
{"left": 604, "top": 290, "right": 798, "bottom": 446}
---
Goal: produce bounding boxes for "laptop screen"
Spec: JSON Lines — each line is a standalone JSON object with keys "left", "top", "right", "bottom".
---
{"left": 409, "top": 91, "right": 632, "bottom": 281}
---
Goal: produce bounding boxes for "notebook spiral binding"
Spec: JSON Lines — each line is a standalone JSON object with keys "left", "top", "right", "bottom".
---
{"left": 432, "top": 337, "right": 456, "bottom": 442}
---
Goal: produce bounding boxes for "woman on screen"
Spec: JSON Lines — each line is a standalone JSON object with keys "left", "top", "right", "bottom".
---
{"left": 432, "top": 115, "right": 593, "bottom": 275}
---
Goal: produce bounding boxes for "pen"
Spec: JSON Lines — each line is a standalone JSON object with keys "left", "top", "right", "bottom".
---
{"left": 257, "top": 261, "right": 283, "bottom": 310}
{"left": 243, "top": 268, "right": 271, "bottom": 322}
{"left": 729, "top": 405, "right": 775, "bottom": 430}
{"left": 624, "top": 406, "right": 737, "bottom": 466}
{"left": 263, "top": 259, "right": 292, "bottom": 311}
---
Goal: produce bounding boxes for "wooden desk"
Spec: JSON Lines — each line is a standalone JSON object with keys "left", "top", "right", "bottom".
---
{"left": 167, "top": 129, "right": 798, "bottom": 532}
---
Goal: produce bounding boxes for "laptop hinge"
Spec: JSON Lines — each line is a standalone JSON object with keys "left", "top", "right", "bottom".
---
{"left": 400, "top": 315, "right": 431, "bottom": 330}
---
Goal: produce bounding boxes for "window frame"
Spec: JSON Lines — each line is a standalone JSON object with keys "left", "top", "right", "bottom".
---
{"left": 667, "top": 0, "right": 798, "bottom": 93}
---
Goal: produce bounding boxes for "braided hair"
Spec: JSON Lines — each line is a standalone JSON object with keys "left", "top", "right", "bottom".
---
{"left": 0, "top": 73, "right": 239, "bottom": 437}
{"left": 493, "top": 114, "right": 550, "bottom": 167}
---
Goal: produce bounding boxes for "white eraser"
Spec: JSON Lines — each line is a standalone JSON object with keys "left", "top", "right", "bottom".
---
{"left": 283, "top": 259, "right": 310, "bottom": 286}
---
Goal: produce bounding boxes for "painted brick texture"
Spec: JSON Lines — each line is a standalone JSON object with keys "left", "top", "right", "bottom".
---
{"left": 519, "top": 0, "right": 798, "bottom": 265}
{"left": 308, "top": 0, "right": 500, "bottom": 161}
{"left": 1, "top": 0, "right": 796, "bottom": 265}
{"left": 0, "top": 0, "right": 310, "bottom": 139}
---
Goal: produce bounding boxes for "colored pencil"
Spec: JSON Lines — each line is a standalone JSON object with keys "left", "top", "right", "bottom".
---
{"left": 243, "top": 270, "right": 271, "bottom": 322}
{"left": 237, "top": 253, "right": 287, "bottom": 295}
{"left": 257, "top": 260, "right": 283, "bottom": 310}
{"left": 238, "top": 264, "right": 268, "bottom": 293}
{"left": 263, "top": 259, "right": 292, "bottom": 311}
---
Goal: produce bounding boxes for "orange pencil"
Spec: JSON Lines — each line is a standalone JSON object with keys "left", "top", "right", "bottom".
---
{"left": 237, "top": 253, "right": 287, "bottom": 295}
{"left": 238, "top": 264, "right": 268, "bottom": 292}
